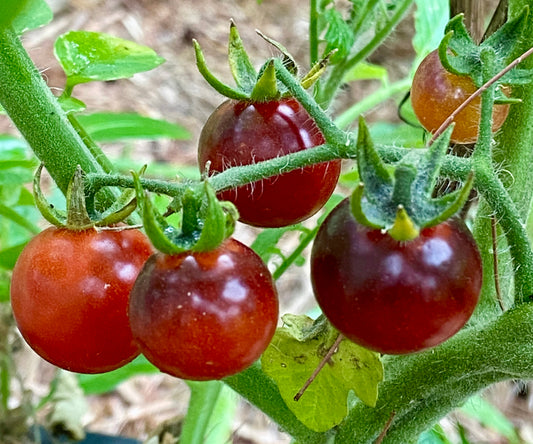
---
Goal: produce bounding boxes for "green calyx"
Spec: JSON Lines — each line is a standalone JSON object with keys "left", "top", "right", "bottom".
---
{"left": 132, "top": 172, "right": 238, "bottom": 255}
{"left": 439, "top": 7, "right": 533, "bottom": 94}
{"left": 350, "top": 118, "right": 474, "bottom": 241}
{"left": 34, "top": 164, "right": 137, "bottom": 230}
{"left": 194, "top": 21, "right": 331, "bottom": 102}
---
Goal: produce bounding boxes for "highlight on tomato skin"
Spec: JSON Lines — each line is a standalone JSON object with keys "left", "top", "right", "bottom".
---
{"left": 310, "top": 198, "right": 483, "bottom": 355}
{"left": 411, "top": 49, "right": 509, "bottom": 144}
{"left": 10, "top": 226, "right": 153, "bottom": 374}
{"left": 129, "top": 237, "right": 279, "bottom": 381}
{"left": 198, "top": 97, "right": 342, "bottom": 228}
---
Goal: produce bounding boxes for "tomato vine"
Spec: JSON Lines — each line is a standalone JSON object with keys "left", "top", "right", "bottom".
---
{"left": 1, "top": 0, "right": 533, "bottom": 443}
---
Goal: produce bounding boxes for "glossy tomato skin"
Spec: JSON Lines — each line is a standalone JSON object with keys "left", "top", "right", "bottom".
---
{"left": 129, "top": 238, "right": 279, "bottom": 380}
{"left": 198, "top": 98, "right": 342, "bottom": 228}
{"left": 310, "top": 199, "right": 482, "bottom": 354}
{"left": 10, "top": 227, "right": 153, "bottom": 373}
{"left": 411, "top": 50, "right": 509, "bottom": 143}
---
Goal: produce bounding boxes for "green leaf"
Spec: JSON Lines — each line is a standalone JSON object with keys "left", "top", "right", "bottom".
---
{"left": 0, "top": 243, "right": 27, "bottom": 270}
{"left": 0, "top": 0, "right": 52, "bottom": 35}
{"left": 459, "top": 395, "right": 521, "bottom": 444}
{"left": 261, "top": 315, "right": 383, "bottom": 432}
{"left": 78, "top": 355, "right": 158, "bottom": 395}
{"left": 54, "top": 31, "right": 165, "bottom": 87}
{"left": 58, "top": 96, "right": 86, "bottom": 114}
{"left": 342, "top": 61, "right": 388, "bottom": 84}
{"left": 418, "top": 424, "right": 453, "bottom": 444}
{"left": 76, "top": 112, "right": 191, "bottom": 142}
{"left": 251, "top": 227, "right": 292, "bottom": 263}
{"left": 0, "top": 271, "right": 10, "bottom": 302}
{"left": 323, "top": 8, "right": 355, "bottom": 63}
{"left": 0, "top": 203, "right": 39, "bottom": 234}
{"left": 412, "top": 0, "right": 449, "bottom": 60}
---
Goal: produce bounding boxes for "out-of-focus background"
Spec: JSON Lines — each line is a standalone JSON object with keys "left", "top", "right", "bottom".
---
{"left": 3, "top": 0, "right": 533, "bottom": 443}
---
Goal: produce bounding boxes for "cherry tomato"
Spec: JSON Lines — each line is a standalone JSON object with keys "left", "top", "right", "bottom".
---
{"left": 198, "top": 98, "right": 341, "bottom": 227}
{"left": 10, "top": 227, "right": 153, "bottom": 373}
{"left": 411, "top": 50, "right": 509, "bottom": 143}
{"left": 129, "top": 238, "right": 279, "bottom": 380}
{"left": 310, "top": 198, "right": 482, "bottom": 354}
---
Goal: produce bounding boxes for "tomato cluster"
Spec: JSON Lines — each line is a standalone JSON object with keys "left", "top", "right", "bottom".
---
{"left": 310, "top": 198, "right": 482, "bottom": 354}
{"left": 11, "top": 229, "right": 278, "bottom": 379}
{"left": 11, "top": 86, "right": 484, "bottom": 381}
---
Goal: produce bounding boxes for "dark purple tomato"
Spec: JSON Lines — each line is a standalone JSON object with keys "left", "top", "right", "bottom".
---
{"left": 129, "top": 238, "right": 279, "bottom": 380}
{"left": 198, "top": 98, "right": 342, "bottom": 228}
{"left": 10, "top": 227, "right": 153, "bottom": 373}
{"left": 411, "top": 50, "right": 509, "bottom": 143}
{"left": 310, "top": 198, "right": 482, "bottom": 354}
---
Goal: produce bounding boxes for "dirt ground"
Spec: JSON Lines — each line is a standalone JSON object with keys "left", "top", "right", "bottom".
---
{"left": 6, "top": 0, "right": 533, "bottom": 443}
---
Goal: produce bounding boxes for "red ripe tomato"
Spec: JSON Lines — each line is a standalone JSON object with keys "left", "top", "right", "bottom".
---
{"left": 310, "top": 198, "right": 482, "bottom": 354}
{"left": 10, "top": 227, "right": 153, "bottom": 373}
{"left": 129, "top": 238, "right": 279, "bottom": 380}
{"left": 411, "top": 50, "right": 509, "bottom": 143}
{"left": 198, "top": 98, "right": 341, "bottom": 228}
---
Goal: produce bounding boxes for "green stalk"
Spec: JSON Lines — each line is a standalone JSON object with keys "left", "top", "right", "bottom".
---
{"left": 0, "top": 27, "right": 109, "bottom": 195}
{"left": 273, "top": 226, "right": 318, "bottom": 280}
{"left": 334, "top": 78, "right": 412, "bottom": 130}
{"left": 309, "top": 0, "right": 319, "bottom": 65}
{"left": 334, "top": 303, "right": 533, "bottom": 443}
{"left": 316, "top": 0, "right": 414, "bottom": 108}
{"left": 180, "top": 381, "right": 223, "bottom": 444}
{"left": 224, "top": 363, "right": 332, "bottom": 444}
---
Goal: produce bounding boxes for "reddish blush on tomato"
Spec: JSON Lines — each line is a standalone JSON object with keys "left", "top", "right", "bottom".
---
{"left": 310, "top": 198, "right": 482, "bottom": 354}
{"left": 198, "top": 98, "right": 341, "bottom": 227}
{"left": 411, "top": 50, "right": 509, "bottom": 143}
{"left": 129, "top": 238, "right": 279, "bottom": 380}
{"left": 10, "top": 227, "right": 153, "bottom": 373}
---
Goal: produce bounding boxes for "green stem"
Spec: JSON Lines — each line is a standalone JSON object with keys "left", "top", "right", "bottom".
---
{"left": 334, "top": 78, "right": 412, "bottom": 130}
{"left": 224, "top": 363, "right": 332, "bottom": 444}
{"left": 0, "top": 27, "right": 108, "bottom": 195}
{"left": 180, "top": 381, "right": 223, "bottom": 444}
{"left": 274, "top": 59, "right": 351, "bottom": 150}
{"left": 334, "top": 303, "right": 533, "bottom": 443}
{"left": 316, "top": 0, "right": 414, "bottom": 108}
{"left": 273, "top": 226, "right": 318, "bottom": 280}
{"left": 473, "top": 164, "right": 533, "bottom": 301}
{"left": 67, "top": 113, "right": 115, "bottom": 173}
{"left": 309, "top": 0, "right": 319, "bottom": 65}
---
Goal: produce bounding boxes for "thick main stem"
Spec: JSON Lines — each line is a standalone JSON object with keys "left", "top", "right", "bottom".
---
{"left": 0, "top": 27, "right": 113, "bottom": 201}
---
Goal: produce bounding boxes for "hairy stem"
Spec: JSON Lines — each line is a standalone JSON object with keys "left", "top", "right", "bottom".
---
{"left": 0, "top": 27, "right": 110, "bottom": 196}
{"left": 335, "top": 303, "right": 533, "bottom": 443}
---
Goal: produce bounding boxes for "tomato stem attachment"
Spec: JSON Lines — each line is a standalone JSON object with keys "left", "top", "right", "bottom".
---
{"left": 387, "top": 206, "right": 419, "bottom": 242}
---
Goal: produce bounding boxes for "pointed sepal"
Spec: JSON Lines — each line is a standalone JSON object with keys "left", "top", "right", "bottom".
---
{"left": 65, "top": 166, "right": 94, "bottom": 230}
{"left": 133, "top": 172, "right": 238, "bottom": 255}
{"left": 228, "top": 20, "right": 258, "bottom": 93}
{"left": 193, "top": 39, "right": 249, "bottom": 100}
{"left": 256, "top": 29, "right": 298, "bottom": 76}
{"left": 250, "top": 60, "right": 280, "bottom": 102}
{"left": 34, "top": 164, "right": 68, "bottom": 227}
{"left": 439, "top": 7, "right": 532, "bottom": 87}
{"left": 353, "top": 118, "right": 474, "bottom": 236}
